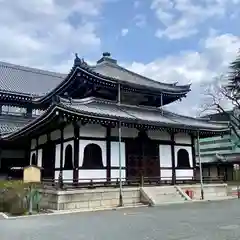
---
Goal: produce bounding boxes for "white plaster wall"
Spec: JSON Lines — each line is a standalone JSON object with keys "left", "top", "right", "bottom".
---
{"left": 39, "top": 134, "right": 47, "bottom": 145}
{"left": 30, "top": 150, "right": 36, "bottom": 165}
{"left": 63, "top": 140, "right": 74, "bottom": 167}
{"left": 2, "top": 150, "right": 25, "bottom": 159}
{"left": 148, "top": 130, "right": 171, "bottom": 140}
{"left": 64, "top": 124, "right": 74, "bottom": 139}
{"left": 111, "top": 127, "right": 138, "bottom": 138}
{"left": 80, "top": 124, "right": 106, "bottom": 138}
{"left": 174, "top": 133, "right": 191, "bottom": 144}
{"left": 111, "top": 169, "right": 126, "bottom": 181}
{"left": 38, "top": 149, "right": 42, "bottom": 167}
{"left": 174, "top": 146, "right": 193, "bottom": 167}
{"left": 79, "top": 140, "right": 106, "bottom": 167}
{"left": 51, "top": 130, "right": 61, "bottom": 141}
{"left": 78, "top": 169, "right": 106, "bottom": 182}
{"left": 161, "top": 170, "right": 172, "bottom": 180}
{"left": 111, "top": 142, "right": 126, "bottom": 167}
{"left": 31, "top": 139, "right": 36, "bottom": 150}
{"left": 159, "top": 145, "right": 172, "bottom": 167}
{"left": 55, "top": 170, "right": 73, "bottom": 182}
{"left": 55, "top": 144, "right": 61, "bottom": 168}
{"left": 176, "top": 169, "right": 194, "bottom": 179}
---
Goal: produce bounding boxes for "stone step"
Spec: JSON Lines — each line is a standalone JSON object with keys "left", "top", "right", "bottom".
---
{"left": 141, "top": 186, "right": 186, "bottom": 206}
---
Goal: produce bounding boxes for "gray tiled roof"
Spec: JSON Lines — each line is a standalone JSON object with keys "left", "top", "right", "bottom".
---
{"left": 92, "top": 62, "right": 191, "bottom": 93}
{"left": 0, "top": 114, "right": 33, "bottom": 135}
{"left": 2, "top": 97, "right": 229, "bottom": 140}
{"left": 59, "top": 97, "right": 229, "bottom": 132}
{"left": 0, "top": 56, "right": 190, "bottom": 98}
{"left": 0, "top": 61, "right": 65, "bottom": 96}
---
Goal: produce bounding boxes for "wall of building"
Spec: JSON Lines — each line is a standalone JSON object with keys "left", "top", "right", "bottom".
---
{"left": 30, "top": 123, "right": 195, "bottom": 182}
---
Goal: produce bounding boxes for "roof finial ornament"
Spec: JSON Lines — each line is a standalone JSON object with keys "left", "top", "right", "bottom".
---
{"left": 74, "top": 53, "right": 82, "bottom": 66}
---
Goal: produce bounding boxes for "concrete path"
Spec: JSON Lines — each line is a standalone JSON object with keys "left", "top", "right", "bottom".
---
{"left": 1, "top": 199, "right": 240, "bottom": 239}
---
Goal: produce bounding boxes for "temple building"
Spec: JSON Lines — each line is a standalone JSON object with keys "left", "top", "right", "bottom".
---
{"left": 0, "top": 52, "right": 229, "bottom": 184}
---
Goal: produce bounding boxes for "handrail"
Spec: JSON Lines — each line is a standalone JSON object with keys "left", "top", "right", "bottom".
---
{"left": 40, "top": 176, "right": 225, "bottom": 190}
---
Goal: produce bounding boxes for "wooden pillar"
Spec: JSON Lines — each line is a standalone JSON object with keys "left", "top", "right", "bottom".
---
{"left": 171, "top": 133, "right": 176, "bottom": 185}
{"left": 106, "top": 127, "right": 111, "bottom": 182}
{"left": 60, "top": 127, "right": 64, "bottom": 172}
{"left": 73, "top": 123, "right": 80, "bottom": 183}
{"left": 36, "top": 137, "right": 39, "bottom": 166}
{"left": 26, "top": 106, "right": 32, "bottom": 117}
{"left": 191, "top": 134, "right": 197, "bottom": 179}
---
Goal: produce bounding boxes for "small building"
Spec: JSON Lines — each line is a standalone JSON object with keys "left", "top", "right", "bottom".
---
{"left": 0, "top": 53, "right": 229, "bottom": 184}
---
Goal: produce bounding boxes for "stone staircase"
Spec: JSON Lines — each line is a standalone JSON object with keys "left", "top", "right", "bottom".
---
{"left": 140, "top": 186, "right": 189, "bottom": 206}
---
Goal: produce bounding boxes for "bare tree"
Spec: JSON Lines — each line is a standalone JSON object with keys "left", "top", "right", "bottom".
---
{"left": 200, "top": 53, "right": 240, "bottom": 145}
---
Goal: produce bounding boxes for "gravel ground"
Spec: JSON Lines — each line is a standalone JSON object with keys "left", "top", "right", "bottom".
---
{"left": 1, "top": 199, "right": 240, "bottom": 240}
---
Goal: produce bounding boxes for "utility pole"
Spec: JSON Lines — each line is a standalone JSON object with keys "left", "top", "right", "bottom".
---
{"left": 197, "top": 131, "right": 204, "bottom": 200}
{"left": 118, "top": 83, "right": 123, "bottom": 206}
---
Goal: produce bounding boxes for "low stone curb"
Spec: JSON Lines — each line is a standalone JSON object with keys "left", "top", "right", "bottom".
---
{"left": 0, "top": 212, "right": 9, "bottom": 219}
{"left": 0, "top": 196, "right": 236, "bottom": 220}
{"left": 0, "top": 204, "right": 148, "bottom": 220}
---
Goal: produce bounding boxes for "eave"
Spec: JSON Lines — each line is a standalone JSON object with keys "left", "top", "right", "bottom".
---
{"left": 2, "top": 98, "right": 230, "bottom": 141}
{"left": 30, "top": 66, "right": 190, "bottom": 107}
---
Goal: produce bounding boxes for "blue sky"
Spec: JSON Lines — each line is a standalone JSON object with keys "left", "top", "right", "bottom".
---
{"left": 0, "top": 0, "right": 239, "bottom": 115}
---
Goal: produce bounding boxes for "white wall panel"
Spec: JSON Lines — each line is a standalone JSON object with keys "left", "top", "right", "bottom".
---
{"left": 161, "top": 170, "right": 172, "bottom": 180}
{"left": 38, "top": 149, "right": 42, "bottom": 167}
{"left": 31, "top": 139, "right": 36, "bottom": 150}
{"left": 159, "top": 145, "right": 172, "bottom": 167}
{"left": 55, "top": 144, "right": 61, "bottom": 168}
{"left": 111, "top": 127, "right": 138, "bottom": 138}
{"left": 148, "top": 130, "right": 171, "bottom": 140}
{"left": 174, "top": 146, "right": 193, "bottom": 167}
{"left": 51, "top": 130, "right": 61, "bottom": 141}
{"left": 80, "top": 124, "right": 106, "bottom": 138}
{"left": 39, "top": 134, "right": 47, "bottom": 145}
{"left": 174, "top": 133, "right": 191, "bottom": 144}
{"left": 79, "top": 140, "right": 106, "bottom": 167}
{"left": 110, "top": 142, "right": 125, "bottom": 167}
{"left": 64, "top": 124, "right": 74, "bottom": 139}
{"left": 111, "top": 169, "right": 126, "bottom": 180}
{"left": 78, "top": 169, "right": 106, "bottom": 182}
{"left": 176, "top": 169, "right": 194, "bottom": 179}
{"left": 54, "top": 170, "right": 73, "bottom": 182}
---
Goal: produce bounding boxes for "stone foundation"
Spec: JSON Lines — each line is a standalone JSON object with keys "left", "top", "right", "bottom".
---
{"left": 180, "top": 184, "right": 228, "bottom": 200}
{"left": 39, "top": 187, "right": 141, "bottom": 210}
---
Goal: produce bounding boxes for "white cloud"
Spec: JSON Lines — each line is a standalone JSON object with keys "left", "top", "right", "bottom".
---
{"left": 151, "top": 0, "right": 240, "bottom": 39}
{"left": 121, "top": 28, "right": 129, "bottom": 37}
{"left": 0, "top": 0, "right": 111, "bottom": 69}
{"left": 124, "top": 33, "right": 240, "bottom": 116}
{"left": 133, "top": 1, "right": 140, "bottom": 8}
{"left": 134, "top": 14, "right": 147, "bottom": 28}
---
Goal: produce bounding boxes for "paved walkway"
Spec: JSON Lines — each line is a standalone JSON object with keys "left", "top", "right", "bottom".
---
{"left": 1, "top": 199, "right": 240, "bottom": 239}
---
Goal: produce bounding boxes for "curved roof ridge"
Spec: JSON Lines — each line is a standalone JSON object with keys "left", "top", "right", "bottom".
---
{"left": 93, "top": 61, "right": 191, "bottom": 89}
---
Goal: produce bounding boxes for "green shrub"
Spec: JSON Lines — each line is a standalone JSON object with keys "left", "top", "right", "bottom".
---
{"left": 0, "top": 180, "right": 30, "bottom": 215}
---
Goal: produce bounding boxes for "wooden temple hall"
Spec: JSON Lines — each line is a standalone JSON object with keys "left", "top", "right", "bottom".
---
{"left": 0, "top": 52, "right": 229, "bottom": 184}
